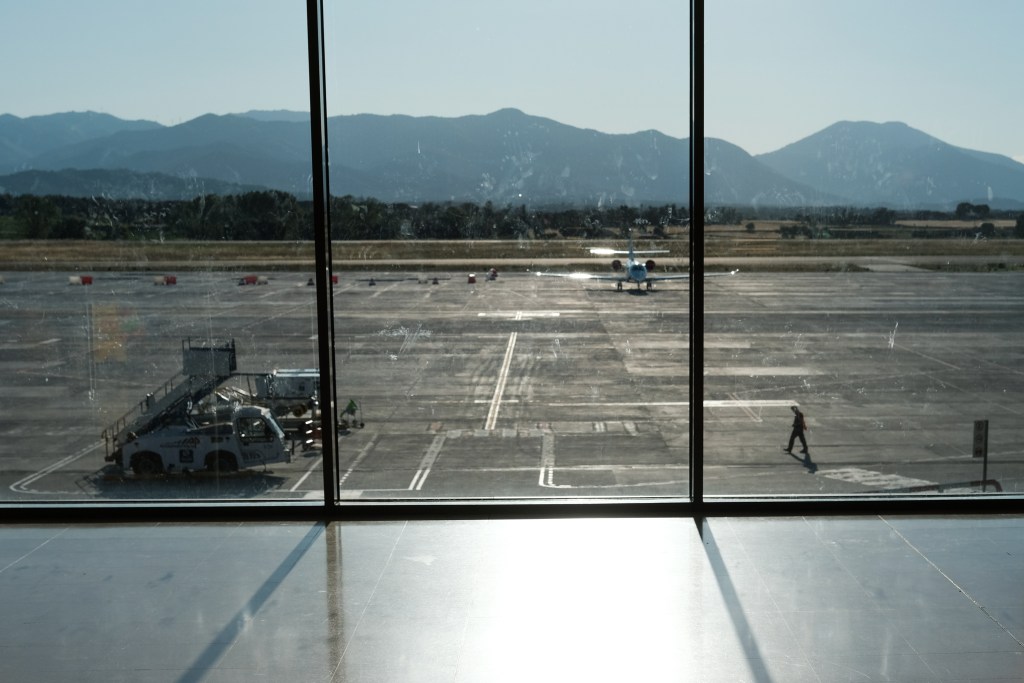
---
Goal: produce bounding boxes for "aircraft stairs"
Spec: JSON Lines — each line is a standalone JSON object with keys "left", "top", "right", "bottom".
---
{"left": 101, "top": 339, "right": 238, "bottom": 453}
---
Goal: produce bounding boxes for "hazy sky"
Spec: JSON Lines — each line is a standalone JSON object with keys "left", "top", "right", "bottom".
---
{"left": 4, "top": 2, "right": 1023, "bottom": 161}
{"left": 705, "top": 0, "right": 1024, "bottom": 161}
{"left": 2, "top": 0, "right": 687, "bottom": 135}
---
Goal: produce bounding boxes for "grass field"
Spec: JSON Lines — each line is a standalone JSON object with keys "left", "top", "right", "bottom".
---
{"left": 1, "top": 239, "right": 674, "bottom": 270}
{"left": 3, "top": 237, "right": 1024, "bottom": 272}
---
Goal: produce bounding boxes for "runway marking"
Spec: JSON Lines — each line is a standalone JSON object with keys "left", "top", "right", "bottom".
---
{"left": 537, "top": 427, "right": 689, "bottom": 490}
{"left": 289, "top": 452, "right": 324, "bottom": 492}
{"left": 339, "top": 434, "right": 379, "bottom": 489}
{"left": 540, "top": 465, "right": 688, "bottom": 490}
{"left": 368, "top": 281, "right": 402, "bottom": 298}
{"left": 539, "top": 431, "right": 572, "bottom": 488}
{"left": 706, "top": 367, "right": 824, "bottom": 376}
{"left": 10, "top": 442, "right": 100, "bottom": 494}
{"left": 546, "top": 400, "right": 793, "bottom": 408}
{"left": 818, "top": 467, "right": 974, "bottom": 493}
{"left": 724, "top": 395, "right": 794, "bottom": 421}
{"left": 729, "top": 393, "right": 758, "bottom": 422}
{"left": 550, "top": 401, "right": 688, "bottom": 407}
{"left": 477, "top": 311, "right": 562, "bottom": 319}
{"left": 704, "top": 399, "right": 798, "bottom": 407}
{"left": 484, "top": 332, "right": 518, "bottom": 430}
{"left": 409, "top": 433, "right": 446, "bottom": 490}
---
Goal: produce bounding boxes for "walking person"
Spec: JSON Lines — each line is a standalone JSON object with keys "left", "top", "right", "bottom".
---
{"left": 784, "top": 405, "right": 808, "bottom": 455}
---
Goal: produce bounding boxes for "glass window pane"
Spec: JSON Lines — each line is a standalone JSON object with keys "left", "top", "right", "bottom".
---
{"left": 703, "top": 1, "right": 1024, "bottom": 497}
{"left": 0, "top": 2, "right": 320, "bottom": 502}
{"left": 324, "top": 0, "right": 692, "bottom": 500}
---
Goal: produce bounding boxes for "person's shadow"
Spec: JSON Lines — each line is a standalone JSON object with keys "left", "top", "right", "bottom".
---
{"left": 786, "top": 449, "right": 818, "bottom": 473}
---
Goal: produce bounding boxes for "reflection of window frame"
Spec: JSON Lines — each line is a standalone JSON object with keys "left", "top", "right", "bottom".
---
{"left": 7, "top": 0, "right": 1022, "bottom": 524}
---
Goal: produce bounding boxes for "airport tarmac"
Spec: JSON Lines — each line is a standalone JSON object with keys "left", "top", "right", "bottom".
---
{"left": 1, "top": 267, "right": 1022, "bottom": 502}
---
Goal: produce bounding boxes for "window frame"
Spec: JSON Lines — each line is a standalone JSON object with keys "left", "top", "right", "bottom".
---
{"left": 3, "top": 0, "right": 1021, "bottom": 524}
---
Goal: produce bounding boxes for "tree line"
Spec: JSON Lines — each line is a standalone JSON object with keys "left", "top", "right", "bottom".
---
{"left": 8, "top": 191, "right": 1020, "bottom": 240}
{"left": 709, "top": 203, "right": 1024, "bottom": 239}
{"left": 0, "top": 192, "right": 689, "bottom": 241}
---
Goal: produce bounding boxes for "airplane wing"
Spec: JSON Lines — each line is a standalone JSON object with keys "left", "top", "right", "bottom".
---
{"left": 646, "top": 270, "right": 739, "bottom": 281}
{"left": 588, "top": 248, "right": 669, "bottom": 256}
{"left": 535, "top": 271, "right": 632, "bottom": 282}
{"left": 539, "top": 237, "right": 738, "bottom": 287}
{"left": 536, "top": 266, "right": 737, "bottom": 278}
{"left": 646, "top": 273, "right": 691, "bottom": 282}
{"left": 535, "top": 269, "right": 737, "bottom": 281}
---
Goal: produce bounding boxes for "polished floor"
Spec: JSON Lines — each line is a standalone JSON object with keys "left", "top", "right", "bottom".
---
{"left": 0, "top": 515, "right": 1022, "bottom": 682}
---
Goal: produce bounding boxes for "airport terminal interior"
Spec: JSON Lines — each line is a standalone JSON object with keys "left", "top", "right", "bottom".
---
{"left": 3, "top": 2, "right": 1024, "bottom": 681}
{"left": 0, "top": 515, "right": 1022, "bottom": 682}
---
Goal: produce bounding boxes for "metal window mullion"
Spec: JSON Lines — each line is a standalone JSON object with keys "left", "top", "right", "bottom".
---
{"left": 689, "top": 0, "right": 705, "bottom": 511}
{"left": 306, "top": 0, "right": 340, "bottom": 506}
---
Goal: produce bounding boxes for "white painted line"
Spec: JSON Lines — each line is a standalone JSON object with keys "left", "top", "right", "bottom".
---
{"left": 477, "top": 311, "right": 562, "bottom": 319}
{"left": 726, "top": 393, "right": 773, "bottom": 422}
{"left": 339, "top": 434, "right": 379, "bottom": 489}
{"left": 289, "top": 453, "right": 323, "bottom": 492}
{"left": 485, "top": 332, "right": 517, "bottom": 430}
{"left": 546, "top": 400, "right": 794, "bottom": 408}
{"left": 821, "top": 467, "right": 935, "bottom": 490}
{"left": 409, "top": 433, "right": 446, "bottom": 491}
{"left": 538, "top": 431, "right": 570, "bottom": 488}
{"left": 10, "top": 442, "right": 100, "bottom": 494}
{"left": 706, "top": 367, "right": 824, "bottom": 376}
{"left": 549, "top": 401, "right": 689, "bottom": 407}
{"left": 705, "top": 399, "right": 796, "bottom": 408}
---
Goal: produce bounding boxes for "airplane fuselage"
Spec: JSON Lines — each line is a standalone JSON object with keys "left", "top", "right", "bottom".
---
{"left": 615, "top": 258, "right": 655, "bottom": 290}
{"left": 535, "top": 232, "right": 734, "bottom": 291}
{"left": 627, "top": 261, "right": 647, "bottom": 284}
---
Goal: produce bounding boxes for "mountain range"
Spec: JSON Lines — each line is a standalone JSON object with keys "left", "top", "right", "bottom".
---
{"left": 2, "top": 109, "right": 1023, "bottom": 209}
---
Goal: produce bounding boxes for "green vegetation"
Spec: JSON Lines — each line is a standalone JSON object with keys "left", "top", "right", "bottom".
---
{"left": 2, "top": 191, "right": 1024, "bottom": 271}
{"left": 0, "top": 191, "right": 688, "bottom": 243}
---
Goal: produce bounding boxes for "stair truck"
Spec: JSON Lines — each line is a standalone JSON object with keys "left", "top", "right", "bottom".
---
{"left": 102, "top": 339, "right": 291, "bottom": 476}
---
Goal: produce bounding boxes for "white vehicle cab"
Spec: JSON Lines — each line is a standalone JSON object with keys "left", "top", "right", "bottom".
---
{"left": 112, "top": 405, "right": 290, "bottom": 476}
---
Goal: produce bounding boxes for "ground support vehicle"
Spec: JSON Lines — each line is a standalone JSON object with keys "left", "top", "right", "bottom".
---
{"left": 203, "top": 368, "right": 322, "bottom": 446}
{"left": 102, "top": 339, "right": 291, "bottom": 476}
{"left": 213, "top": 368, "right": 362, "bottom": 444}
{"left": 249, "top": 368, "right": 320, "bottom": 434}
{"left": 111, "top": 405, "right": 290, "bottom": 476}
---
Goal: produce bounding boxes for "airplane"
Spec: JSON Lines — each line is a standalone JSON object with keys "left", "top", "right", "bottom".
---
{"left": 535, "top": 234, "right": 736, "bottom": 291}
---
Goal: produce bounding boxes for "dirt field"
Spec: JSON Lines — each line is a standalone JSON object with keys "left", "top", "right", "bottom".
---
{"left": 3, "top": 235, "right": 1024, "bottom": 271}
{"left": 0, "top": 239, "right": 689, "bottom": 270}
